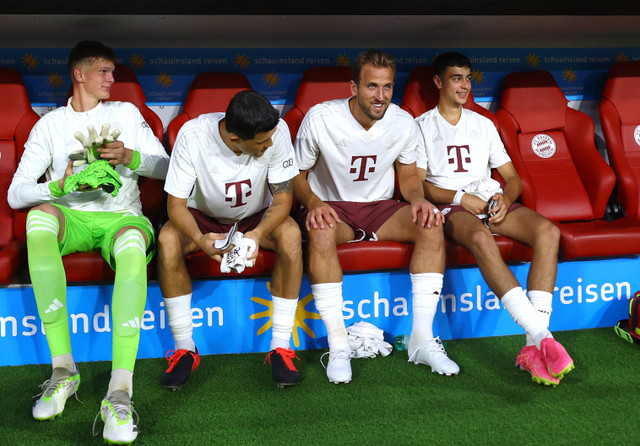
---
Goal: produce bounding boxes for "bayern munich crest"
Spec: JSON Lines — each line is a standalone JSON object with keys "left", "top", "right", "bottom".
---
{"left": 531, "top": 134, "right": 556, "bottom": 158}
{"left": 634, "top": 125, "right": 640, "bottom": 147}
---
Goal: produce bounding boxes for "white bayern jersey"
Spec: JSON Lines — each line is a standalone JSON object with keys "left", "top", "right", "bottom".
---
{"left": 8, "top": 99, "right": 169, "bottom": 215}
{"left": 165, "top": 113, "right": 299, "bottom": 224}
{"left": 415, "top": 107, "right": 511, "bottom": 191}
{"left": 294, "top": 98, "right": 419, "bottom": 202}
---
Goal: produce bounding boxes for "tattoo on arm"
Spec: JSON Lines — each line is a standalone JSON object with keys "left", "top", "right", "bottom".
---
{"left": 269, "top": 179, "right": 293, "bottom": 195}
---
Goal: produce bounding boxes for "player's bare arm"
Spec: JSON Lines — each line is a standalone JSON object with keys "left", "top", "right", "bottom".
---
{"left": 166, "top": 194, "right": 229, "bottom": 260}
{"left": 293, "top": 170, "right": 341, "bottom": 231}
{"left": 490, "top": 162, "right": 521, "bottom": 224}
{"left": 244, "top": 179, "right": 294, "bottom": 257}
{"left": 396, "top": 161, "right": 444, "bottom": 228}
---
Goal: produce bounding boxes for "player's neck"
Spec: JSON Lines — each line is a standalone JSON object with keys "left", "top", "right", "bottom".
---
{"left": 437, "top": 102, "right": 463, "bottom": 126}
{"left": 348, "top": 97, "right": 375, "bottom": 131}
{"left": 219, "top": 119, "right": 242, "bottom": 156}
{"left": 69, "top": 89, "right": 101, "bottom": 113}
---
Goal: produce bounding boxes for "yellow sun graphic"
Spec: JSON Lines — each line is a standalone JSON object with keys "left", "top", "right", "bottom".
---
{"left": 615, "top": 52, "right": 628, "bottom": 63}
{"left": 263, "top": 71, "right": 280, "bottom": 87}
{"left": 129, "top": 54, "right": 146, "bottom": 70}
{"left": 336, "top": 53, "right": 351, "bottom": 67}
{"left": 562, "top": 68, "right": 577, "bottom": 84}
{"left": 250, "top": 286, "right": 321, "bottom": 348}
{"left": 234, "top": 53, "right": 250, "bottom": 70}
{"left": 470, "top": 68, "right": 485, "bottom": 84}
{"left": 22, "top": 54, "right": 39, "bottom": 70}
{"left": 156, "top": 73, "right": 174, "bottom": 88}
{"left": 46, "top": 73, "right": 64, "bottom": 89}
{"left": 526, "top": 52, "right": 540, "bottom": 68}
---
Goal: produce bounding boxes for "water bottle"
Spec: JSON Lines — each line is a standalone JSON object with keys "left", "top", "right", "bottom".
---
{"left": 394, "top": 334, "right": 410, "bottom": 351}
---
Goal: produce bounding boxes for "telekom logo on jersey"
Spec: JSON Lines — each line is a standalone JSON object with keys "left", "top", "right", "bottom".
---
{"left": 350, "top": 155, "right": 377, "bottom": 182}
{"left": 225, "top": 179, "right": 252, "bottom": 208}
{"left": 448, "top": 145, "right": 471, "bottom": 173}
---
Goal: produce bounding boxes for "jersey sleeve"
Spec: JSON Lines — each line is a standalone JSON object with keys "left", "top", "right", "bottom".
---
{"left": 487, "top": 120, "right": 512, "bottom": 168}
{"left": 267, "top": 119, "right": 299, "bottom": 185}
{"left": 7, "top": 119, "right": 57, "bottom": 210}
{"left": 293, "top": 108, "right": 321, "bottom": 171}
{"left": 126, "top": 104, "right": 170, "bottom": 180}
{"left": 164, "top": 123, "right": 198, "bottom": 199}
{"left": 414, "top": 120, "right": 428, "bottom": 172}
{"left": 396, "top": 117, "right": 420, "bottom": 166}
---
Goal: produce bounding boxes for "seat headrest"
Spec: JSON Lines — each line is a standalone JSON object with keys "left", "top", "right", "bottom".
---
{"left": 0, "top": 68, "right": 33, "bottom": 140}
{"left": 183, "top": 73, "right": 252, "bottom": 118}
{"left": 108, "top": 64, "right": 147, "bottom": 106}
{"left": 293, "top": 66, "right": 352, "bottom": 115}
{"left": 401, "top": 66, "right": 439, "bottom": 117}
{"left": 499, "top": 70, "right": 567, "bottom": 133}
{"left": 602, "top": 61, "right": 640, "bottom": 126}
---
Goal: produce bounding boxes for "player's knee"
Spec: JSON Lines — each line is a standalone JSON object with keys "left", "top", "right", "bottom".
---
{"left": 307, "top": 226, "right": 337, "bottom": 250}
{"left": 538, "top": 219, "right": 561, "bottom": 246}
{"left": 468, "top": 226, "right": 495, "bottom": 250}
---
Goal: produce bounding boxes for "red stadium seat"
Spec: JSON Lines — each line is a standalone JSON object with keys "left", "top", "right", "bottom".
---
{"left": 167, "top": 73, "right": 252, "bottom": 148}
{"left": 0, "top": 68, "right": 36, "bottom": 284}
{"left": 599, "top": 61, "right": 640, "bottom": 218}
{"left": 400, "top": 65, "right": 530, "bottom": 265}
{"left": 497, "top": 70, "right": 640, "bottom": 259}
{"left": 164, "top": 72, "right": 277, "bottom": 278}
{"left": 282, "top": 66, "right": 352, "bottom": 141}
{"left": 40, "top": 64, "right": 167, "bottom": 283}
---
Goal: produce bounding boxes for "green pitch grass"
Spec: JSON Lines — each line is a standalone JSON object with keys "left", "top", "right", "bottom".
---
{"left": 3, "top": 328, "right": 640, "bottom": 445}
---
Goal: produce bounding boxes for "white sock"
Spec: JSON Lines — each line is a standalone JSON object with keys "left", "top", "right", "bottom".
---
{"left": 108, "top": 368, "right": 133, "bottom": 398}
{"left": 525, "top": 290, "right": 553, "bottom": 346}
{"left": 163, "top": 293, "right": 196, "bottom": 352}
{"left": 51, "top": 353, "right": 76, "bottom": 373}
{"left": 311, "top": 282, "right": 349, "bottom": 351}
{"left": 501, "top": 287, "right": 552, "bottom": 348}
{"left": 408, "top": 273, "right": 443, "bottom": 353}
{"left": 270, "top": 295, "right": 298, "bottom": 350}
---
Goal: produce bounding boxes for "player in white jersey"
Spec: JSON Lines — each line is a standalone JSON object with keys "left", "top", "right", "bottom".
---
{"left": 416, "top": 51, "right": 574, "bottom": 386}
{"left": 294, "top": 50, "right": 455, "bottom": 384}
{"left": 158, "top": 90, "right": 303, "bottom": 389}
{"left": 8, "top": 41, "right": 169, "bottom": 444}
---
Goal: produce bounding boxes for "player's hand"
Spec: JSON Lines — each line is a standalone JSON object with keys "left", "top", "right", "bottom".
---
{"left": 58, "top": 160, "right": 95, "bottom": 192}
{"left": 306, "top": 200, "right": 341, "bottom": 231}
{"left": 460, "top": 193, "right": 490, "bottom": 216}
{"left": 411, "top": 198, "right": 444, "bottom": 228}
{"left": 98, "top": 141, "right": 133, "bottom": 167}
{"left": 243, "top": 230, "right": 261, "bottom": 261}
{"left": 197, "top": 232, "right": 233, "bottom": 262}
{"left": 488, "top": 193, "right": 510, "bottom": 225}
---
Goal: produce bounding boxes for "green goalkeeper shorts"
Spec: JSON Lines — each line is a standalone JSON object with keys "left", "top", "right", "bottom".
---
{"left": 53, "top": 204, "right": 156, "bottom": 269}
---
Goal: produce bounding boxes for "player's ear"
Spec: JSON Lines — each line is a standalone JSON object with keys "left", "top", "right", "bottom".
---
{"left": 433, "top": 74, "right": 443, "bottom": 90}
{"left": 349, "top": 80, "right": 358, "bottom": 96}
{"left": 228, "top": 133, "right": 241, "bottom": 144}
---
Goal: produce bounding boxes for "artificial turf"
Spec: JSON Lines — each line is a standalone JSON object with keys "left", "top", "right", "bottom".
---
{"left": 4, "top": 327, "right": 640, "bottom": 445}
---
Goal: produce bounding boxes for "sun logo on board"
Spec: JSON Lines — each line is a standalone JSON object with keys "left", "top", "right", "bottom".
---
{"left": 471, "top": 68, "right": 485, "bottom": 84}
{"left": 156, "top": 73, "right": 173, "bottom": 88}
{"left": 129, "top": 54, "right": 146, "bottom": 70}
{"left": 562, "top": 68, "right": 577, "bottom": 84}
{"left": 263, "top": 71, "right": 279, "bottom": 87}
{"left": 22, "top": 54, "right": 39, "bottom": 70}
{"left": 234, "top": 54, "right": 250, "bottom": 70}
{"left": 615, "top": 52, "right": 628, "bottom": 63}
{"left": 526, "top": 52, "right": 540, "bottom": 68}
{"left": 250, "top": 284, "right": 321, "bottom": 348}
{"left": 46, "top": 73, "right": 64, "bottom": 89}
{"left": 336, "top": 54, "right": 351, "bottom": 67}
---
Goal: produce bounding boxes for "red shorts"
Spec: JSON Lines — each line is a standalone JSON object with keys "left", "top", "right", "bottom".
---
{"left": 298, "top": 199, "right": 407, "bottom": 240}
{"left": 189, "top": 208, "right": 266, "bottom": 234}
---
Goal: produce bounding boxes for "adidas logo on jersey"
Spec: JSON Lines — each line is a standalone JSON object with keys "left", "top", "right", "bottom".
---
{"left": 122, "top": 318, "right": 141, "bottom": 329}
{"left": 44, "top": 299, "right": 64, "bottom": 314}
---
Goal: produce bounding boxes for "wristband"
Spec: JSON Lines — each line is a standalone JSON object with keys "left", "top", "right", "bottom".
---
{"left": 49, "top": 180, "right": 66, "bottom": 198}
{"left": 453, "top": 190, "right": 465, "bottom": 205}
{"left": 126, "top": 150, "right": 141, "bottom": 170}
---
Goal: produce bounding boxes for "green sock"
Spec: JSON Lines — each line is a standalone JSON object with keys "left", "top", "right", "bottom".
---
{"left": 111, "top": 229, "right": 148, "bottom": 372}
{"left": 26, "top": 210, "right": 71, "bottom": 357}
